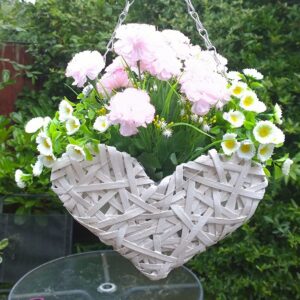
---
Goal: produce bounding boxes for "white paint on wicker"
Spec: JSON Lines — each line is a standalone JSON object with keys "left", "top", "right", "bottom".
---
{"left": 51, "top": 144, "right": 268, "bottom": 280}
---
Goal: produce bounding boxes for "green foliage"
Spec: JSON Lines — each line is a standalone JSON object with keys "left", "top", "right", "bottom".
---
{"left": 0, "top": 238, "right": 9, "bottom": 264}
{"left": 0, "top": 0, "right": 299, "bottom": 298}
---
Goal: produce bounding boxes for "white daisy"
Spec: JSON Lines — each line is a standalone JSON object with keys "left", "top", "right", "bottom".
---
{"left": 230, "top": 81, "right": 248, "bottom": 98}
{"left": 66, "top": 144, "right": 86, "bottom": 161}
{"left": 32, "top": 158, "right": 43, "bottom": 177}
{"left": 59, "top": 100, "right": 73, "bottom": 122}
{"left": 39, "top": 154, "right": 57, "bottom": 168}
{"left": 239, "top": 91, "right": 260, "bottom": 111}
{"left": 257, "top": 144, "right": 274, "bottom": 162}
{"left": 221, "top": 133, "right": 240, "bottom": 155}
{"left": 237, "top": 140, "right": 256, "bottom": 160}
{"left": 15, "top": 169, "right": 26, "bottom": 189}
{"left": 223, "top": 110, "right": 245, "bottom": 128}
{"left": 227, "top": 71, "right": 242, "bottom": 81}
{"left": 43, "top": 116, "right": 52, "bottom": 131}
{"left": 255, "top": 101, "right": 267, "bottom": 113}
{"left": 253, "top": 121, "right": 277, "bottom": 144}
{"left": 162, "top": 128, "right": 173, "bottom": 138}
{"left": 25, "top": 117, "right": 45, "bottom": 133}
{"left": 66, "top": 116, "right": 80, "bottom": 135}
{"left": 93, "top": 116, "right": 110, "bottom": 133}
{"left": 282, "top": 158, "right": 293, "bottom": 176}
{"left": 274, "top": 103, "right": 283, "bottom": 125}
{"left": 272, "top": 127, "right": 285, "bottom": 145}
{"left": 36, "top": 132, "right": 53, "bottom": 155}
{"left": 243, "top": 68, "right": 264, "bottom": 80}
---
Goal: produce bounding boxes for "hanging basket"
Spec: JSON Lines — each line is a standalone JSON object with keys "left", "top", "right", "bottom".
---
{"left": 51, "top": 144, "right": 267, "bottom": 280}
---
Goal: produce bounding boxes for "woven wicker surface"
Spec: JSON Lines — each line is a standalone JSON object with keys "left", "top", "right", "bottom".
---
{"left": 51, "top": 144, "right": 268, "bottom": 280}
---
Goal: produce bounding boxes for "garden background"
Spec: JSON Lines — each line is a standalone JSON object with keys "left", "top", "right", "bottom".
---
{"left": 0, "top": 0, "right": 299, "bottom": 299}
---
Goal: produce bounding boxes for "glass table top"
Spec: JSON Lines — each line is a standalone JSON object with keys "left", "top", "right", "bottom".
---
{"left": 9, "top": 250, "right": 203, "bottom": 300}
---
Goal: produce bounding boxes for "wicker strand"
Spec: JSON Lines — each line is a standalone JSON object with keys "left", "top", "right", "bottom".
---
{"left": 51, "top": 144, "right": 267, "bottom": 280}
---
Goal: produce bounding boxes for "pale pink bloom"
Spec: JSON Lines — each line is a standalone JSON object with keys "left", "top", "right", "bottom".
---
{"left": 65, "top": 50, "right": 105, "bottom": 87}
{"left": 107, "top": 88, "right": 155, "bottom": 136}
{"left": 191, "top": 101, "right": 211, "bottom": 116}
{"left": 97, "top": 57, "right": 131, "bottom": 95}
{"left": 141, "top": 45, "right": 182, "bottom": 81}
{"left": 162, "top": 29, "right": 191, "bottom": 60}
{"left": 114, "top": 24, "right": 163, "bottom": 66}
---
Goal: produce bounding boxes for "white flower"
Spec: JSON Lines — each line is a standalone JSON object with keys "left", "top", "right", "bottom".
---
{"left": 282, "top": 158, "right": 293, "bottom": 176}
{"left": 66, "top": 116, "right": 80, "bottom": 135}
{"left": 237, "top": 140, "right": 256, "bottom": 160}
{"left": 239, "top": 91, "right": 261, "bottom": 112}
{"left": 243, "top": 68, "right": 264, "bottom": 80}
{"left": 223, "top": 110, "right": 245, "bottom": 128}
{"left": 158, "top": 120, "right": 167, "bottom": 129}
{"left": 272, "top": 127, "right": 285, "bottom": 145}
{"left": 227, "top": 71, "right": 242, "bottom": 81}
{"left": 59, "top": 100, "right": 73, "bottom": 122}
{"left": 25, "top": 117, "right": 45, "bottom": 133}
{"left": 221, "top": 133, "right": 240, "bottom": 155}
{"left": 66, "top": 144, "right": 86, "bottom": 161}
{"left": 32, "top": 158, "right": 43, "bottom": 176}
{"left": 36, "top": 132, "right": 53, "bottom": 155}
{"left": 255, "top": 101, "right": 267, "bottom": 113}
{"left": 82, "top": 84, "right": 93, "bottom": 97}
{"left": 43, "top": 117, "right": 52, "bottom": 131}
{"left": 198, "top": 117, "right": 204, "bottom": 123}
{"left": 257, "top": 144, "right": 274, "bottom": 162}
{"left": 15, "top": 169, "right": 26, "bottom": 189}
{"left": 230, "top": 81, "right": 248, "bottom": 98}
{"left": 253, "top": 121, "right": 277, "bottom": 144}
{"left": 162, "top": 128, "right": 173, "bottom": 138}
{"left": 191, "top": 114, "right": 199, "bottom": 122}
{"left": 93, "top": 116, "right": 110, "bottom": 133}
{"left": 274, "top": 103, "right": 283, "bottom": 125}
{"left": 180, "top": 109, "right": 186, "bottom": 116}
{"left": 153, "top": 84, "right": 158, "bottom": 91}
{"left": 202, "top": 124, "right": 211, "bottom": 132}
{"left": 39, "top": 154, "right": 57, "bottom": 168}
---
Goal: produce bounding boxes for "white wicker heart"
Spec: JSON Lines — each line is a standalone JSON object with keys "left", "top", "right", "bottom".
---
{"left": 51, "top": 144, "right": 268, "bottom": 280}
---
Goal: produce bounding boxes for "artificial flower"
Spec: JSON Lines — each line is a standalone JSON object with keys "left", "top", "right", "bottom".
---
{"left": 107, "top": 88, "right": 155, "bottom": 136}
{"left": 15, "top": 169, "right": 26, "bottom": 189}
{"left": 32, "top": 158, "right": 43, "bottom": 176}
{"left": 66, "top": 116, "right": 80, "bottom": 135}
{"left": 59, "top": 100, "right": 73, "bottom": 122}
{"left": 65, "top": 50, "right": 105, "bottom": 87}
{"left": 223, "top": 110, "right": 245, "bottom": 128}
{"left": 39, "top": 154, "right": 57, "bottom": 168}
{"left": 230, "top": 81, "right": 247, "bottom": 98}
{"left": 36, "top": 132, "right": 53, "bottom": 155}
{"left": 66, "top": 144, "right": 86, "bottom": 161}
{"left": 221, "top": 133, "right": 240, "bottom": 155}
{"left": 237, "top": 140, "right": 255, "bottom": 160}
{"left": 253, "top": 121, "right": 277, "bottom": 144}
{"left": 93, "top": 116, "right": 110, "bottom": 133}
{"left": 282, "top": 158, "right": 293, "bottom": 176}
{"left": 257, "top": 144, "right": 274, "bottom": 162}
{"left": 274, "top": 103, "right": 283, "bottom": 125}
{"left": 243, "top": 68, "right": 263, "bottom": 80}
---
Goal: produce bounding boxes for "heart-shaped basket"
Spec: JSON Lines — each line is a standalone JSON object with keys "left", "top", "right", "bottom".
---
{"left": 51, "top": 144, "right": 267, "bottom": 280}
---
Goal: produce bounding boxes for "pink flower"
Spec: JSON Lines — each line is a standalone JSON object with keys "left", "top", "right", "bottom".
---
{"left": 66, "top": 50, "right": 105, "bottom": 87}
{"left": 107, "top": 88, "right": 155, "bottom": 136}
{"left": 97, "top": 57, "right": 131, "bottom": 95}
{"left": 114, "top": 24, "right": 162, "bottom": 66}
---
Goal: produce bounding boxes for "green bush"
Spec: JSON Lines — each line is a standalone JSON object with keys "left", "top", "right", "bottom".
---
{"left": 0, "top": 0, "right": 299, "bottom": 298}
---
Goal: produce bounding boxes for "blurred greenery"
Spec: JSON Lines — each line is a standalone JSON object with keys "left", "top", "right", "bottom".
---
{"left": 0, "top": 0, "right": 299, "bottom": 298}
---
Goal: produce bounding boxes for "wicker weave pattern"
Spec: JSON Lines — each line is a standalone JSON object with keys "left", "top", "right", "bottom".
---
{"left": 51, "top": 144, "right": 268, "bottom": 280}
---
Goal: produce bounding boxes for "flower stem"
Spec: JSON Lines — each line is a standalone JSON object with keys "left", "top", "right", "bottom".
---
{"left": 169, "top": 122, "right": 215, "bottom": 139}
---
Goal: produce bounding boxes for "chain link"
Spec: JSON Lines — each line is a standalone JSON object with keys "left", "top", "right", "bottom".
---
{"left": 103, "top": 0, "right": 135, "bottom": 62}
{"left": 104, "top": 0, "right": 226, "bottom": 77}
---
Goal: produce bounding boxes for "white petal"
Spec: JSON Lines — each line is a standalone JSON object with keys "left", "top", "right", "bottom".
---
{"left": 25, "top": 117, "right": 44, "bottom": 133}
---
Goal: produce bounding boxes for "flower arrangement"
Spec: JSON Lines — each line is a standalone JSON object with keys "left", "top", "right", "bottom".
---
{"left": 16, "top": 23, "right": 292, "bottom": 188}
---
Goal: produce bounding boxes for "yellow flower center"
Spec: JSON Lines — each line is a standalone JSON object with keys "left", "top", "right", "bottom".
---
{"left": 243, "top": 96, "right": 254, "bottom": 107}
{"left": 75, "top": 149, "right": 82, "bottom": 155}
{"left": 42, "top": 139, "right": 51, "bottom": 149}
{"left": 240, "top": 144, "right": 251, "bottom": 153}
{"left": 230, "top": 114, "right": 239, "bottom": 123}
{"left": 258, "top": 125, "right": 271, "bottom": 137}
{"left": 224, "top": 140, "right": 236, "bottom": 149}
{"left": 259, "top": 146, "right": 268, "bottom": 155}
{"left": 101, "top": 122, "right": 107, "bottom": 128}
{"left": 233, "top": 86, "right": 243, "bottom": 95}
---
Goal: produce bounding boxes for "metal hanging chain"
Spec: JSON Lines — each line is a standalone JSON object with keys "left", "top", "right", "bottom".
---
{"left": 104, "top": 0, "right": 226, "bottom": 76}
{"left": 103, "top": 0, "right": 135, "bottom": 62}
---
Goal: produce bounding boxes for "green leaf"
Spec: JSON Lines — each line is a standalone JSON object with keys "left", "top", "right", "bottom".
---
{"left": 0, "top": 238, "right": 9, "bottom": 251}
{"left": 263, "top": 167, "right": 271, "bottom": 177}
{"left": 170, "top": 153, "right": 178, "bottom": 166}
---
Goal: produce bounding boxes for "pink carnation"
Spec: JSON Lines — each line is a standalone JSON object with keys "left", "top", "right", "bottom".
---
{"left": 65, "top": 50, "right": 105, "bottom": 87}
{"left": 107, "top": 88, "right": 155, "bottom": 136}
{"left": 97, "top": 57, "right": 131, "bottom": 95}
